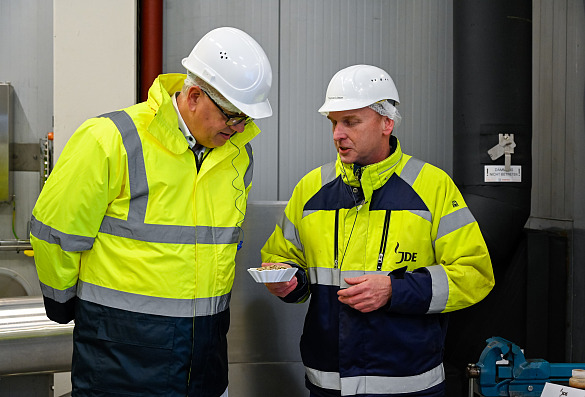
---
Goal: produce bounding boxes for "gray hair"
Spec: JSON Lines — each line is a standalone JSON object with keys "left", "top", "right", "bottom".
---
{"left": 183, "top": 71, "right": 241, "bottom": 114}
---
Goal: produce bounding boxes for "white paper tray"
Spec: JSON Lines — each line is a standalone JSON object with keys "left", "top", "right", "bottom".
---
{"left": 247, "top": 267, "right": 298, "bottom": 283}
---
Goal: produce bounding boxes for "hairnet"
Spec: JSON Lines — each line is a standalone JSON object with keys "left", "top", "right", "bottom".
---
{"left": 184, "top": 72, "right": 242, "bottom": 114}
{"left": 369, "top": 100, "right": 402, "bottom": 129}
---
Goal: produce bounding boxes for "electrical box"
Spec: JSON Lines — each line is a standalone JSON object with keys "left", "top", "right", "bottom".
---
{"left": 0, "top": 83, "right": 12, "bottom": 202}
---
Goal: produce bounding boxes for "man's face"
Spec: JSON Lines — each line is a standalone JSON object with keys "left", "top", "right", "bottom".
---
{"left": 328, "top": 107, "right": 394, "bottom": 165}
{"left": 185, "top": 87, "right": 246, "bottom": 148}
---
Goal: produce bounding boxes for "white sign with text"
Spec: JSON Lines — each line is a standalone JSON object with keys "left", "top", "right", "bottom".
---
{"left": 484, "top": 165, "right": 522, "bottom": 182}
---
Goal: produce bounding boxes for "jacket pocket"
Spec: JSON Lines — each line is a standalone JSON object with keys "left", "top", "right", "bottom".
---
{"left": 93, "top": 316, "right": 175, "bottom": 395}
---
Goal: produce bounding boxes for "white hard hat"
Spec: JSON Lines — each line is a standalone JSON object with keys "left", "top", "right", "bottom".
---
{"left": 182, "top": 27, "right": 273, "bottom": 119}
{"left": 318, "top": 65, "right": 400, "bottom": 113}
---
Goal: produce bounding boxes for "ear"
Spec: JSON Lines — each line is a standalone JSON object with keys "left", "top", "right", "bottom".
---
{"left": 382, "top": 117, "right": 395, "bottom": 137}
{"left": 186, "top": 86, "right": 204, "bottom": 112}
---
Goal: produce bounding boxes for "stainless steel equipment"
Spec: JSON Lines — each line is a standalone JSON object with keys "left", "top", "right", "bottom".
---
{"left": 0, "top": 296, "right": 73, "bottom": 376}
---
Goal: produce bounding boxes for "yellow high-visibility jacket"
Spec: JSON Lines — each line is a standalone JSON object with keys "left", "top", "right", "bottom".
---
{"left": 30, "top": 74, "right": 258, "bottom": 396}
{"left": 261, "top": 135, "right": 494, "bottom": 397}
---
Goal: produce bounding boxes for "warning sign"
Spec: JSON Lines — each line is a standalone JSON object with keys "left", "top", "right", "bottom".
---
{"left": 484, "top": 165, "right": 522, "bottom": 182}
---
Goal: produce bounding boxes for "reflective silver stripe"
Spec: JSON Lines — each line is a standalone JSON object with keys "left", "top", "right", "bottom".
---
{"left": 280, "top": 212, "right": 304, "bottom": 252}
{"left": 400, "top": 157, "right": 425, "bottom": 186}
{"left": 306, "top": 367, "right": 341, "bottom": 391}
{"left": 30, "top": 215, "right": 95, "bottom": 252}
{"left": 100, "top": 111, "right": 149, "bottom": 223}
{"left": 436, "top": 207, "right": 476, "bottom": 241}
{"left": 306, "top": 363, "right": 445, "bottom": 395}
{"left": 77, "top": 280, "right": 230, "bottom": 317}
{"left": 244, "top": 143, "right": 254, "bottom": 188}
{"left": 308, "top": 266, "right": 449, "bottom": 313}
{"left": 197, "top": 225, "right": 240, "bottom": 244}
{"left": 307, "top": 267, "right": 388, "bottom": 288}
{"left": 99, "top": 218, "right": 238, "bottom": 245}
{"left": 99, "top": 216, "right": 196, "bottom": 243}
{"left": 408, "top": 209, "right": 432, "bottom": 223}
{"left": 321, "top": 161, "right": 337, "bottom": 187}
{"left": 40, "top": 281, "right": 77, "bottom": 303}
{"left": 426, "top": 265, "right": 449, "bottom": 313}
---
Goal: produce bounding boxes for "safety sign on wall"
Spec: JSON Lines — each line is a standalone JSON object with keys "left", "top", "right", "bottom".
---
{"left": 484, "top": 165, "right": 522, "bottom": 182}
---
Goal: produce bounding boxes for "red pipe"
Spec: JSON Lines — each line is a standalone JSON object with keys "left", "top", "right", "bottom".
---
{"left": 139, "top": 0, "right": 163, "bottom": 102}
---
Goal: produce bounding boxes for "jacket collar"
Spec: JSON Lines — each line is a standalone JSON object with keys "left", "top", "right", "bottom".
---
{"left": 145, "top": 74, "right": 260, "bottom": 155}
{"left": 337, "top": 135, "right": 404, "bottom": 195}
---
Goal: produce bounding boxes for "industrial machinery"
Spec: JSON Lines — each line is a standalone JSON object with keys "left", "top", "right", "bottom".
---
{"left": 467, "top": 336, "right": 585, "bottom": 396}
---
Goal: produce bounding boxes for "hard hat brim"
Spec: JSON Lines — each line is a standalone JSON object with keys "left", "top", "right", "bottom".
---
{"left": 231, "top": 98, "right": 273, "bottom": 119}
{"left": 318, "top": 98, "right": 377, "bottom": 114}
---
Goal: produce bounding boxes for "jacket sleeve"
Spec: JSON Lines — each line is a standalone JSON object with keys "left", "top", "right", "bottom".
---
{"left": 30, "top": 118, "right": 123, "bottom": 323}
{"left": 389, "top": 167, "right": 495, "bottom": 315}
{"left": 261, "top": 189, "right": 311, "bottom": 303}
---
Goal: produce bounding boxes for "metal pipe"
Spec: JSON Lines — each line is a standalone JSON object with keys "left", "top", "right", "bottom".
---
{"left": 453, "top": 0, "right": 532, "bottom": 269}
{"left": 139, "top": 0, "right": 163, "bottom": 102}
{"left": 0, "top": 240, "right": 32, "bottom": 252}
{"left": 0, "top": 296, "right": 73, "bottom": 376}
{"left": 445, "top": 0, "right": 533, "bottom": 384}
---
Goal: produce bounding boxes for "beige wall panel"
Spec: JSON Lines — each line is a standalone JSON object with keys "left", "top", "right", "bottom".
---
{"left": 53, "top": 0, "right": 137, "bottom": 160}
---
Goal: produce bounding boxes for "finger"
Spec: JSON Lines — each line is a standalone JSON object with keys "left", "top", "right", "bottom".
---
{"left": 343, "top": 276, "right": 368, "bottom": 286}
{"left": 266, "top": 278, "right": 297, "bottom": 297}
{"left": 338, "top": 282, "right": 365, "bottom": 297}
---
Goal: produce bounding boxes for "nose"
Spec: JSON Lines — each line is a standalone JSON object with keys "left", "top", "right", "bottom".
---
{"left": 230, "top": 121, "right": 246, "bottom": 134}
{"left": 332, "top": 123, "right": 346, "bottom": 141}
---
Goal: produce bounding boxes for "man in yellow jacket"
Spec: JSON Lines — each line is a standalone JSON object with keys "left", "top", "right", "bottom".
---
{"left": 30, "top": 27, "right": 272, "bottom": 397}
{"left": 261, "top": 65, "right": 494, "bottom": 397}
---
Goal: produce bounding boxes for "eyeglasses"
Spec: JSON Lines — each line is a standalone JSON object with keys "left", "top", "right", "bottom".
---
{"left": 201, "top": 89, "right": 252, "bottom": 126}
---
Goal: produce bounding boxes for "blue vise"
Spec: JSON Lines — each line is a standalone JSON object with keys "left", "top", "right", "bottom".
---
{"left": 467, "top": 336, "right": 585, "bottom": 396}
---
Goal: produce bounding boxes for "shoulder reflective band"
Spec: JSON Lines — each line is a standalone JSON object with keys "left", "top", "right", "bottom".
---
{"left": 399, "top": 157, "right": 425, "bottom": 187}
{"left": 278, "top": 212, "right": 304, "bottom": 252}
{"left": 321, "top": 161, "right": 337, "bottom": 187}
{"left": 99, "top": 111, "right": 148, "bottom": 224}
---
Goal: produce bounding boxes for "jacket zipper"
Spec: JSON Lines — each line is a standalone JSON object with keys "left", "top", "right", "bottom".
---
{"left": 334, "top": 209, "right": 339, "bottom": 268}
{"left": 377, "top": 210, "right": 391, "bottom": 271}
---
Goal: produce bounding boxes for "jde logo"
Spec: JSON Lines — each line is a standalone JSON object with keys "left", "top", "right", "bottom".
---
{"left": 395, "top": 242, "right": 417, "bottom": 264}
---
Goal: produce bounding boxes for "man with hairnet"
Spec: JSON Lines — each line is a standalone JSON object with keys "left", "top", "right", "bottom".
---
{"left": 260, "top": 64, "right": 494, "bottom": 397}
{"left": 30, "top": 27, "right": 272, "bottom": 397}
